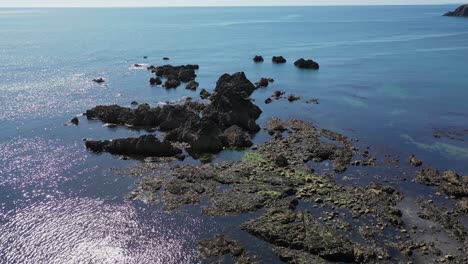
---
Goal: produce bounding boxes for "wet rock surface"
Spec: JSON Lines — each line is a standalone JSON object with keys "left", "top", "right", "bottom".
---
{"left": 415, "top": 168, "right": 467, "bottom": 198}
{"left": 147, "top": 64, "right": 199, "bottom": 87}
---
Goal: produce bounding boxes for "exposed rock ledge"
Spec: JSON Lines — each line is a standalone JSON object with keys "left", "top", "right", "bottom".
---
{"left": 444, "top": 4, "right": 468, "bottom": 17}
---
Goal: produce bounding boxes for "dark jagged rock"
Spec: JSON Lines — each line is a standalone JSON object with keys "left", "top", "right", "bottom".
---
{"left": 273, "top": 90, "right": 285, "bottom": 98}
{"left": 70, "top": 117, "right": 79, "bottom": 125}
{"left": 200, "top": 88, "right": 212, "bottom": 100}
{"left": 85, "top": 134, "right": 182, "bottom": 157}
{"left": 444, "top": 4, "right": 468, "bottom": 17}
{"left": 148, "top": 64, "right": 198, "bottom": 84}
{"left": 166, "top": 118, "right": 225, "bottom": 153}
{"left": 223, "top": 125, "right": 253, "bottom": 148}
{"left": 272, "top": 56, "right": 287, "bottom": 64}
{"left": 163, "top": 57, "right": 170, "bottom": 60}
{"left": 143, "top": 56, "right": 148, "bottom": 59}
{"left": 92, "top": 78, "right": 105, "bottom": 83}
{"left": 253, "top": 55, "right": 264, "bottom": 63}
{"left": 203, "top": 72, "right": 262, "bottom": 133}
{"left": 134, "top": 63, "right": 144, "bottom": 67}
{"left": 408, "top": 154, "right": 422, "bottom": 167}
{"left": 185, "top": 80, "right": 199, "bottom": 90}
{"left": 294, "top": 58, "right": 320, "bottom": 70}
{"left": 149, "top": 77, "right": 162, "bottom": 85}
{"left": 265, "top": 98, "right": 273, "bottom": 104}
{"left": 255, "top": 78, "right": 269, "bottom": 88}
{"left": 130, "top": 101, "right": 138, "bottom": 106}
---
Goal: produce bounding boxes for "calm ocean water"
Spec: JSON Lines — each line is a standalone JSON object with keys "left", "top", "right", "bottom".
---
{"left": 0, "top": 5, "right": 467, "bottom": 263}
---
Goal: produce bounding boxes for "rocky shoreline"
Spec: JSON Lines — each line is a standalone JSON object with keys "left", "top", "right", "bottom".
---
{"left": 79, "top": 60, "right": 466, "bottom": 263}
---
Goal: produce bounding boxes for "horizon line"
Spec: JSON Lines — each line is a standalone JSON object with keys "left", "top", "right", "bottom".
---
{"left": 0, "top": 3, "right": 459, "bottom": 8}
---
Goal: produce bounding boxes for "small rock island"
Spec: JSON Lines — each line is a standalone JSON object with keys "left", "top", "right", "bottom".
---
{"left": 444, "top": 4, "right": 468, "bottom": 17}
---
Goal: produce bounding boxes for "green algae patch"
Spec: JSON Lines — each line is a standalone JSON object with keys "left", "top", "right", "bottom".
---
{"left": 242, "top": 151, "right": 266, "bottom": 163}
{"left": 401, "top": 134, "right": 468, "bottom": 160}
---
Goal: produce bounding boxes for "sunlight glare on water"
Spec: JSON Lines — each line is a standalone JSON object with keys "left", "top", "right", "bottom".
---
{"left": 0, "top": 198, "right": 201, "bottom": 264}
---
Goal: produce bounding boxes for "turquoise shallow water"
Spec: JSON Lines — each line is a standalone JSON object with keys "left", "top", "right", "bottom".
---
{"left": 0, "top": 5, "right": 468, "bottom": 263}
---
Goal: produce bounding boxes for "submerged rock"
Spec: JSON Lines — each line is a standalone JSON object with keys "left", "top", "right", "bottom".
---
{"left": 444, "top": 4, "right": 468, "bottom": 17}
{"left": 408, "top": 154, "right": 422, "bottom": 167}
{"left": 253, "top": 55, "right": 264, "bottom": 62}
{"left": 272, "top": 56, "right": 287, "bottom": 64}
{"left": 85, "top": 134, "right": 182, "bottom": 157}
{"left": 294, "top": 58, "right": 320, "bottom": 70}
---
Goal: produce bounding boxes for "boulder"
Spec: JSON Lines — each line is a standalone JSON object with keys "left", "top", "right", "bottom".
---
{"left": 253, "top": 55, "right": 264, "bottom": 62}
{"left": 85, "top": 134, "right": 182, "bottom": 157}
{"left": 70, "top": 117, "right": 79, "bottom": 125}
{"left": 272, "top": 56, "right": 287, "bottom": 64}
{"left": 444, "top": 4, "right": 468, "bottom": 16}
{"left": 294, "top": 58, "right": 320, "bottom": 70}
{"left": 185, "top": 80, "right": 199, "bottom": 90}
{"left": 223, "top": 125, "right": 253, "bottom": 148}
{"left": 164, "top": 79, "right": 181, "bottom": 89}
{"left": 149, "top": 64, "right": 199, "bottom": 84}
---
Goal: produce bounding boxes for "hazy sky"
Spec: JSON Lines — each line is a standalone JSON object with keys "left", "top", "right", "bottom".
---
{"left": 0, "top": 0, "right": 464, "bottom": 7}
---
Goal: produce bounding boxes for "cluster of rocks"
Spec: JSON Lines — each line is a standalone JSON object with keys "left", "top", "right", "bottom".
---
{"left": 444, "top": 4, "right": 468, "bottom": 17}
{"left": 253, "top": 55, "right": 320, "bottom": 69}
{"left": 147, "top": 64, "right": 199, "bottom": 89}
{"left": 415, "top": 168, "right": 467, "bottom": 199}
{"left": 85, "top": 72, "right": 261, "bottom": 156}
{"left": 199, "top": 235, "right": 257, "bottom": 263}
{"left": 125, "top": 118, "right": 415, "bottom": 263}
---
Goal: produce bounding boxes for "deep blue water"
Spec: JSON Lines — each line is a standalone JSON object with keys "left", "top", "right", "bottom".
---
{"left": 0, "top": 5, "right": 467, "bottom": 263}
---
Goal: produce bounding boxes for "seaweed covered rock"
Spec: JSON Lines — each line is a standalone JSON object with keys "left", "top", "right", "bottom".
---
{"left": 294, "top": 58, "right": 320, "bottom": 70}
{"left": 444, "top": 4, "right": 468, "bottom": 17}
{"left": 203, "top": 72, "right": 262, "bottom": 132}
{"left": 85, "top": 134, "right": 181, "bottom": 157}
{"left": 241, "top": 209, "right": 357, "bottom": 262}
{"left": 199, "top": 235, "right": 257, "bottom": 263}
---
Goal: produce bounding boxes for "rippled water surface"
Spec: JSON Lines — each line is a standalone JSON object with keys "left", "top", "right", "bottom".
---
{"left": 1, "top": 5, "right": 467, "bottom": 263}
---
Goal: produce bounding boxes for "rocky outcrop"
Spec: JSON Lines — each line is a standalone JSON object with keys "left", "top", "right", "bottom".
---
{"left": 147, "top": 64, "right": 199, "bottom": 88}
{"left": 255, "top": 78, "right": 269, "bottom": 88}
{"left": 86, "top": 72, "right": 262, "bottom": 155}
{"left": 294, "top": 58, "right": 320, "bottom": 69}
{"left": 200, "top": 89, "right": 211, "bottom": 100}
{"left": 444, "top": 4, "right": 468, "bottom": 17}
{"left": 272, "top": 56, "right": 287, "bottom": 64}
{"left": 149, "top": 77, "right": 162, "bottom": 86}
{"left": 85, "top": 135, "right": 182, "bottom": 157}
{"left": 92, "top": 78, "right": 105, "bottom": 83}
{"left": 203, "top": 72, "right": 262, "bottom": 133}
